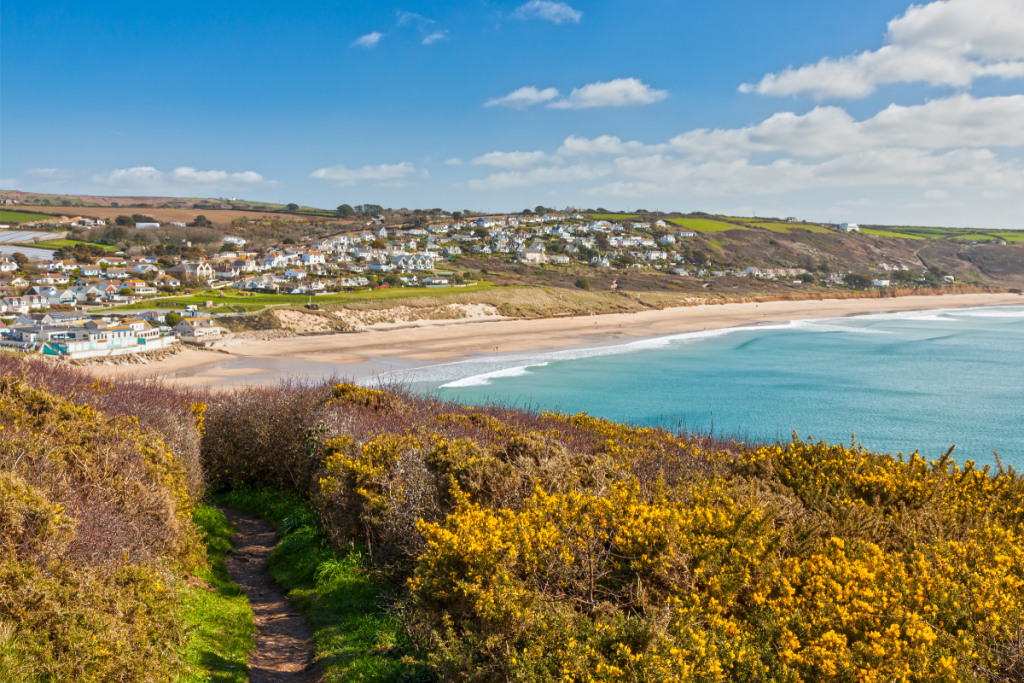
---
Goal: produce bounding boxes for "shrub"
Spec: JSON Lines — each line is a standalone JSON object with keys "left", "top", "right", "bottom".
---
{"left": 0, "top": 366, "right": 205, "bottom": 681}
{"left": 575, "top": 277, "right": 591, "bottom": 289}
{"left": 197, "top": 381, "right": 1024, "bottom": 682}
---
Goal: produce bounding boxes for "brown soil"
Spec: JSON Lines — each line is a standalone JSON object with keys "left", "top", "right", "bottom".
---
{"left": 221, "top": 508, "right": 322, "bottom": 683}
{"left": 8, "top": 204, "right": 307, "bottom": 224}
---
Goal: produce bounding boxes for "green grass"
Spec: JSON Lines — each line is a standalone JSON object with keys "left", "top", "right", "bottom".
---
{"left": 668, "top": 217, "right": 745, "bottom": 233}
{"left": 0, "top": 210, "right": 59, "bottom": 223}
{"left": 860, "top": 228, "right": 927, "bottom": 240}
{"left": 26, "top": 239, "right": 119, "bottom": 251}
{"left": 217, "top": 488, "right": 423, "bottom": 683}
{"left": 105, "top": 282, "right": 497, "bottom": 312}
{"left": 176, "top": 505, "right": 255, "bottom": 683}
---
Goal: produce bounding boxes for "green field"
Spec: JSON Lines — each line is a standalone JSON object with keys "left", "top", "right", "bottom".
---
{"left": 750, "top": 221, "right": 833, "bottom": 235}
{"left": 0, "top": 210, "right": 58, "bottom": 223}
{"left": 860, "top": 228, "right": 926, "bottom": 240}
{"left": 990, "top": 230, "right": 1024, "bottom": 243}
{"left": 669, "top": 217, "right": 744, "bottom": 233}
{"left": 29, "top": 239, "right": 119, "bottom": 251}
{"left": 106, "top": 282, "right": 499, "bottom": 312}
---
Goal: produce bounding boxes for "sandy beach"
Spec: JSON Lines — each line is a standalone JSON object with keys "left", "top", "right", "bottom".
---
{"left": 86, "top": 292, "right": 1022, "bottom": 388}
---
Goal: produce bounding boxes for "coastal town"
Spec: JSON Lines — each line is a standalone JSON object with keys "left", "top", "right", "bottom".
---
{"left": 0, "top": 205, "right": 995, "bottom": 360}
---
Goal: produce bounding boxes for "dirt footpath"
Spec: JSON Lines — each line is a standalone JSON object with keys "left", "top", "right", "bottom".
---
{"left": 222, "top": 508, "right": 322, "bottom": 682}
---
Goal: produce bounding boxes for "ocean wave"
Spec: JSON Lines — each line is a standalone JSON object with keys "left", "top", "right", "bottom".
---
{"left": 370, "top": 307, "right": 1019, "bottom": 390}
{"left": 442, "top": 363, "right": 548, "bottom": 387}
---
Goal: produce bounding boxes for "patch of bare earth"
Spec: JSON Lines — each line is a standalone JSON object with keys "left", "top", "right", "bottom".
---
{"left": 273, "top": 309, "right": 339, "bottom": 333}
{"left": 222, "top": 508, "right": 322, "bottom": 683}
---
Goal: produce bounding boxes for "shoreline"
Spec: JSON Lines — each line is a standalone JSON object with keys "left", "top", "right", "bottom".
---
{"left": 83, "top": 292, "right": 1022, "bottom": 389}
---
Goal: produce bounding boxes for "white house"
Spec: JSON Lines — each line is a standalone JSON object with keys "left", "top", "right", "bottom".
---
{"left": 659, "top": 234, "right": 676, "bottom": 244}
{"left": 873, "top": 279, "right": 890, "bottom": 287}
{"left": 838, "top": 223, "right": 860, "bottom": 232}
{"left": 135, "top": 222, "right": 160, "bottom": 229}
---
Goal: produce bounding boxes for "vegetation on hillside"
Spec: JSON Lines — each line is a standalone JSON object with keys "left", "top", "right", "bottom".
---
{"left": 3, "top": 359, "right": 1023, "bottom": 682}
{"left": 201, "top": 379, "right": 1024, "bottom": 682}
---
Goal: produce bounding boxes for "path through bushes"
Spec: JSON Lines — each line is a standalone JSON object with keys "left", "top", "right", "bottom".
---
{"left": 222, "top": 508, "right": 321, "bottom": 682}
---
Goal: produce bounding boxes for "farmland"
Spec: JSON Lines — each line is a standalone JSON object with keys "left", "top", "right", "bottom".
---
{"left": 0, "top": 210, "right": 58, "bottom": 223}
{"left": 30, "top": 239, "right": 120, "bottom": 251}
{"left": 9, "top": 205, "right": 331, "bottom": 225}
{"left": 669, "top": 217, "right": 744, "bottom": 233}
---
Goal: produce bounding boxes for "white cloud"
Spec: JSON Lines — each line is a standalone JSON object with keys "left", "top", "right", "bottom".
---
{"left": 352, "top": 32, "right": 383, "bottom": 48}
{"left": 469, "top": 164, "right": 609, "bottom": 190}
{"left": 470, "top": 93, "right": 1024, "bottom": 200}
{"left": 471, "top": 151, "right": 547, "bottom": 168}
{"left": 397, "top": 11, "right": 432, "bottom": 28}
{"left": 547, "top": 78, "right": 668, "bottom": 109}
{"left": 741, "top": 0, "right": 1024, "bottom": 98}
{"left": 558, "top": 134, "right": 663, "bottom": 156}
{"left": 562, "top": 95, "right": 1024, "bottom": 159}
{"left": 485, "top": 86, "right": 561, "bottom": 108}
{"left": 444, "top": 158, "right": 465, "bottom": 165}
{"left": 512, "top": 0, "right": 582, "bottom": 24}
{"left": 422, "top": 31, "right": 448, "bottom": 45}
{"left": 92, "top": 166, "right": 270, "bottom": 189}
{"left": 309, "top": 162, "right": 419, "bottom": 186}
{"left": 26, "top": 167, "right": 77, "bottom": 179}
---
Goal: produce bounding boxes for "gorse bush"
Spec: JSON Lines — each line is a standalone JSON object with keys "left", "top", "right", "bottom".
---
{"left": 0, "top": 359, "right": 205, "bottom": 682}
{"left": 200, "top": 380, "right": 1024, "bottom": 682}
{"left": 4, "top": 360, "right": 1023, "bottom": 682}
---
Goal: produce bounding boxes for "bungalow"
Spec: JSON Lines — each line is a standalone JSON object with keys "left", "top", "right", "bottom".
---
{"left": 79, "top": 265, "right": 103, "bottom": 277}
{"left": 550, "top": 255, "right": 571, "bottom": 265}
{"left": 341, "top": 277, "right": 370, "bottom": 287}
{"left": 676, "top": 231, "right": 698, "bottom": 238}
{"left": 124, "top": 280, "right": 157, "bottom": 295}
{"left": 284, "top": 268, "right": 307, "bottom": 280}
{"left": 130, "top": 262, "right": 162, "bottom": 275}
{"left": 442, "top": 246, "right": 462, "bottom": 257}
{"left": 34, "top": 274, "right": 71, "bottom": 286}
{"left": 173, "top": 317, "right": 224, "bottom": 343}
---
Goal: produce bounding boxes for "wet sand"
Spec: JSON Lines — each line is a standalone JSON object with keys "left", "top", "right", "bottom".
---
{"left": 86, "top": 293, "right": 1022, "bottom": 388}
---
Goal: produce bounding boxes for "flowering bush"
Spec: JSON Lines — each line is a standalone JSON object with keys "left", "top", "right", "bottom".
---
{"left": 200, "top": 380, "right": 1024, "bottom": 681}
{"left": 0, "top": 365, "right": 204, "bottom": 681}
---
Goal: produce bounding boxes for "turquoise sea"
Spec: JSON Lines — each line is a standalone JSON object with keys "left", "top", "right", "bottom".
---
{"left": 393, "top": 306, "right": 1024, "bottom": 468}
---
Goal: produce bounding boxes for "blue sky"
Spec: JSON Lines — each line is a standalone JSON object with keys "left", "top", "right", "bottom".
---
{"left": 3, "top": 0, "right": 1023, "bottom": 228}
